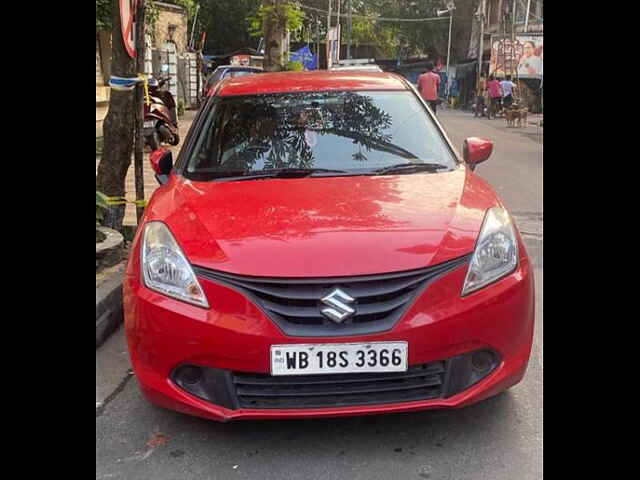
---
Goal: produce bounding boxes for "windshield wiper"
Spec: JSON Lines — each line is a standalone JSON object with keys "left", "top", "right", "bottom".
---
{"left": 371, "top": 163, "right": 450, "bottom": 175}
{"left": 214, "top": 167, "right": 349, "bottom": 182}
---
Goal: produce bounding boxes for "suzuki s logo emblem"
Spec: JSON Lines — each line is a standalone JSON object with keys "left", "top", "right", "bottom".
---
{"left": 320, "top": 288, "right": 356, "bottom": 323}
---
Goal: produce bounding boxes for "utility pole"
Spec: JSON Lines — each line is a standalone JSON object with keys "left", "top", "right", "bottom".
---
{"left": 316, "top": 16, "right": 320, "bottom": 68}
{"left": 336, "top": 0, "right": 341, "bottom": 64}
{"left": 524, "top": 0, "right": 531, "bottom": 32}
{"left": 512, "top": 0, "right": 519, "bottom": 97}
{"left": 134, "top": 0, "right": 146, "bottom": 225}
{"left": 445, "top": 2, "right": 455, "bottom": 100}
{"left": 327, "top": 0, "right": 332, "bottom": 69}
{"left": 476, "top": 0, "right": 486, "bottom": 93}
{"left": 189, "top": 3, "right": 200, "bottom": 50}
{"left": 346, "top": 0, "right": 352, "bottom": 59}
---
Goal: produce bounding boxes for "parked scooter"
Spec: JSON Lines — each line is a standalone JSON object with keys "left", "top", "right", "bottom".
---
{"left": 144, "top": 77, "right": 180, "bottom": 151}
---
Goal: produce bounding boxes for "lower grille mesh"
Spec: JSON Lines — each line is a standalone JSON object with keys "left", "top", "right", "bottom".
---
{"left": 232, "top": 361, "right": 446, "bottom": 409}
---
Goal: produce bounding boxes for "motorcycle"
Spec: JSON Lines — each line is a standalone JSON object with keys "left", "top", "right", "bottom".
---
{"left": 144, "top": 77, "right": 180, "bottom": 151}
{"left": 471, "top": 94, "right": 488, "bottom": 118}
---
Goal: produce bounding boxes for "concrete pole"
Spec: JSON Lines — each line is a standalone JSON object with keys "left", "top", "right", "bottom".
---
{"left": 316, "top": 16, "right": 320, "bottom": 68}
{"left": 327, "top": 0, "right": 332, "bottom": 69}
{"left": 446, "top": 9, "right": 453, "bottom": 99}
{"left": 477, "top": 0, "right": 485, "bottom": 93}
{"left": 189, "top": 3, "right": 200, "bottom": 50}
{"left": 347, "top": 0, "right": 352, "bottom": 59}
{"left": 336, "top": 0, "right": 341, "bottom": 64}
{"left": 524, "top": 0, "right": 531, "bottom": 32}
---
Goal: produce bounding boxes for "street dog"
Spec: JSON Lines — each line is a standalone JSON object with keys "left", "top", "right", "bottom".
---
{"left": 505, "top": 108, "right": 517, "bottom": 127}
{"left": 505, "top": 105, "right": 528, "bottom": 128}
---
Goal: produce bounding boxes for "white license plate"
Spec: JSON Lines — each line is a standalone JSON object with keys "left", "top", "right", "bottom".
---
{"left": 143, "top": 121, "right": 155, "bottom": 128}
{"left": 270, "top": 342, "right": 408, "bottom": 376}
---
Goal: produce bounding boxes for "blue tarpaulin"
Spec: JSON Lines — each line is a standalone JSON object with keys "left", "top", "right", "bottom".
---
{"left": 290, "top": 45, "right": 318, "bottom": 70}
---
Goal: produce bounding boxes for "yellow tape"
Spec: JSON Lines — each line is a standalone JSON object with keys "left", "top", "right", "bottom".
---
{"left": 105, "top": 196, "right": 147, "bottom": 208}
{"left": 139, "top": 73, "right": 151, "bottom": 106}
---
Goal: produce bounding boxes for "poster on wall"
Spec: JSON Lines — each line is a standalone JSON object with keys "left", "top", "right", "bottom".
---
{"left": 489, "top": 34, "right": 543, "bottom": 79}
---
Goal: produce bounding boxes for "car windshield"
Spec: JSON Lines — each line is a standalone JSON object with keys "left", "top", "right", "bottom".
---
{"left": 185, "top": 90, "right": 457, "bottom": 180}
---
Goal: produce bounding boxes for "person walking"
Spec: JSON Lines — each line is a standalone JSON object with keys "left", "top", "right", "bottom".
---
{"left": 417, "top": 62, "right": 441, "bottom": 114}
{"left": 487, "top": 75, "right": 503, "bottom": 119}
{"left": 500, "top": 75, "right": 517, "bottom": 109}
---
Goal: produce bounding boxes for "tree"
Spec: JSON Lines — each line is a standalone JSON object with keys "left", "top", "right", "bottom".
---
{"left": 250, "top": 1, "right": 304, "bottom": 71}
{"left": 261, "top": 0, "right": 288, "bottom": 71}
{"left": 96, "top": 0, "right": 136, "bottom": 231}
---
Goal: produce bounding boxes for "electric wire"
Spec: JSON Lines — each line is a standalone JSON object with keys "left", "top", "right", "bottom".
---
{"left": 298, "top": 3, "right": 449, "bottom": 23}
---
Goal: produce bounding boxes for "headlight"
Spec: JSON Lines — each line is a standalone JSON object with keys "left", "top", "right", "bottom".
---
{"left": 462, "top": 207, "right": 518, "bottom": 296}
{"left": 141, "top": 221, "right": 209, "bottom": 308}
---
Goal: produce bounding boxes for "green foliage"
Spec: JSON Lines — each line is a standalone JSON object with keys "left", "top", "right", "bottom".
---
{"left": 178, "top": 100, "right": 185, "bottom": 116}
{"left": 285, "top": 60, "right": 304, "bottom": 71}
{"left": 96, "top": 0, "right": 112, "bottom": 30}
{"left": 97, "top": 1, "right": 198, "bottom": 31}
{"left": 248, "top": 2, "right": 305, "bottom": 38}
{"left": 96, "top": 191, "right": 110, "bottom": 225}
{"left": 145, "top": 1, "right": 160, "bottom": 29}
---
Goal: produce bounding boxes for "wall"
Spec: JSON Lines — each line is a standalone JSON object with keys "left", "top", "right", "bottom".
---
{"left": 152, "top": 2, "right": 189, "bottom": 53}
{"left": 96, "top": 33, "right": 111, "bottom": 138}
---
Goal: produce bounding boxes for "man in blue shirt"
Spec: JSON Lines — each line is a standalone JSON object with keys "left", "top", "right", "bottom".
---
{"left": 500, "top": 75, "right": 517, "bottom": 109}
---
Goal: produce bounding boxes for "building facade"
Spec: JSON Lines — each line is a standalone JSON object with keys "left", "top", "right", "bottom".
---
{"left": 465, "top": 0, "right": 543, "bottom": 112}
{"left": 151, "top": 1, "right": 189, "bottom": 53}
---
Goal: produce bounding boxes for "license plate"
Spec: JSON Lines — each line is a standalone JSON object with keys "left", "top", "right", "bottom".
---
{"left": 270, "top": 342, "right": 408, "bottom": 376}
{"left": 143, "top": 120, "right": 155, "bottom": 128}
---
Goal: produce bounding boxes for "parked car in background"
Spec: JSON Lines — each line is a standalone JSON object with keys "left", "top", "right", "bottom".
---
{"left": 331, "top": 64, "right": 383, "bottom": 72}
{"left": 203, "top": 65, "right": 263, "bottom": 96}
{"left": 126, "top": 71, "right": 535, "bottom": 422}
{"left": 331, "top": 59, "right": 383, "bottom": 72}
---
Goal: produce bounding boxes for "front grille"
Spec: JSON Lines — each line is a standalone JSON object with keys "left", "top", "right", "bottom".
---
{"left": 232, "top": 361, "right": 446, "bottom": 409}
{"left": 193, "top": 255, "right": 469, "bottom": 336}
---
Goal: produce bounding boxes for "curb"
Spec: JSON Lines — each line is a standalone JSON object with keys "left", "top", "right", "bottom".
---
{"left": 96, "top": 263, "right": 126, "bottom": 348}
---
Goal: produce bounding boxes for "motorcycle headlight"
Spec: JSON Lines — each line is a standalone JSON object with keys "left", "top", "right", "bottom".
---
{"left": 462, "top": 207, "right": 518, "bottom": 296}
{"left": 141, "top": 221, "right": 209, "bottom": 308}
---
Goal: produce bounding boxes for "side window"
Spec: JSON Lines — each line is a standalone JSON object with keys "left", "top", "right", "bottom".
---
{"left": 174, "top": 100, "right": 214, "bottom": 171}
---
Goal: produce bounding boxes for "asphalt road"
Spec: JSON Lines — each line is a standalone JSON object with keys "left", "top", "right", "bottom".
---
{"left": 96, "top": 109, "right": 543, "bottom": 480}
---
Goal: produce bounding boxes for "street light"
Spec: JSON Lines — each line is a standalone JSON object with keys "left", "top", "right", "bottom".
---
{"left": 437, "top": 1, "right": 455, "bottom": 102}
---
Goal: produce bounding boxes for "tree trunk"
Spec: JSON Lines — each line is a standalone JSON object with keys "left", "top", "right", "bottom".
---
{"left": 262, "top": 0, "right": 288, "bottom": 72}
{"left": 96, "top": 0, "right": 136, "bottom": 232}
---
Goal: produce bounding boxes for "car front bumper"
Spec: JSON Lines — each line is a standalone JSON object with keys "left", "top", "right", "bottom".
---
{"left": 124, "top": 244, "right": 534, "bottom": 422}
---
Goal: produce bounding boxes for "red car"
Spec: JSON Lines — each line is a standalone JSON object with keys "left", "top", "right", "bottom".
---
{"left": 124, "top": 71, "right": 535, "bottom": 422}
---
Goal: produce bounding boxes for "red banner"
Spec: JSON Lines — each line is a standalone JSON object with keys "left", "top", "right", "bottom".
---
{"left": 120, "top": 0, "right": 138, "bottom": 58}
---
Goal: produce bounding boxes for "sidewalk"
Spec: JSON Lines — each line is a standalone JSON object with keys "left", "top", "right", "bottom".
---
{"left": 526, "top": 113, "right": 543, "bottom": 126}
{"left": 95, "top": 109, "right": 198, "bottom": 227}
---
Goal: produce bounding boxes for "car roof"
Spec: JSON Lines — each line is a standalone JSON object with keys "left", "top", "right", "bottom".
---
{"left": 214, "top": 71, "right": 408, "bottom": 97}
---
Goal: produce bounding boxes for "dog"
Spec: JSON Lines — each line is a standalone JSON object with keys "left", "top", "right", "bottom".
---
{"left": 518, "top": 108, "right": 528, "bottom": 128}
{"left": 505, "top": 105, "right": 528, "bottom": 128}
{"left": 505, "top": 107, "right": 518, "bottom": 127}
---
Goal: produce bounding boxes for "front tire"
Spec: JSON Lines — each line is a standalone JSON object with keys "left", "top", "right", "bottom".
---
{"left": 147, "top": 131, "right": 160, "bottom": 151}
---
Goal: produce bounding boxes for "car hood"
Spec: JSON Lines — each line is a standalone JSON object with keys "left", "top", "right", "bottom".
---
{"left": 146, "top": 167, "right": 502, "bottom": 277}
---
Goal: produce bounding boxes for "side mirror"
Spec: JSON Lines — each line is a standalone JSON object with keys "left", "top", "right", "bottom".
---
{"left": 463, "top": 137, "right": 493, "bottom": 171}
{"left": 150, "top": 148, "right": 173, "bottom": 184}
